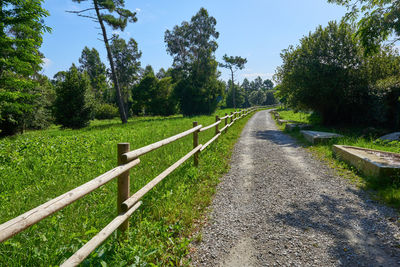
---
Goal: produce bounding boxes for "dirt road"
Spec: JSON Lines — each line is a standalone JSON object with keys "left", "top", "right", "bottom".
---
{"left": 192, "top": 110, "right": 400, "bottom": 266}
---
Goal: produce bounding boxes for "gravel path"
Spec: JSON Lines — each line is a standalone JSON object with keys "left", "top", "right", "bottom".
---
{"left": 191, "top": 110, "right": 400, "bottom": 266}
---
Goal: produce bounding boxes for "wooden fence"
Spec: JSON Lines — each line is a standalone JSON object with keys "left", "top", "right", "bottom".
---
{"left": 0, "top": 107, "right": 258, "bottom": 266}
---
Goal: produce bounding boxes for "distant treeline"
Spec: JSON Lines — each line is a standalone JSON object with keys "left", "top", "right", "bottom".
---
{"left": 0, "top": 2, "right": 276, "bottom": 136}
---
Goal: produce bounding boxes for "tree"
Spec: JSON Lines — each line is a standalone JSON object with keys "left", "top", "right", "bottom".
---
{"left": 219, "top": 54, "right": 247, "bottom": 108}
{"left": 225, "top": 80, "right": 245, "bottom": 108}
{"left": 165, "top": 8, "right": 224, "bottom": 115}
{"left": 53, "top": 65, "right": 94, "bottom": 129}
{"left": 132, "top": 69, "right": 178, "bottom": 116}
{"left": 69, "top": 0, "right": 137, "bottom": 123}
{"left": 328, "top": 0, "right": 400, "bottom": 54}
{"left": 110, "top": 37, "right": 142, "bottom": 114}
{"left": 275, "top": 21, "right": 400, "bottom": 126}
{"left": 263, "top": 79, "right": 274, "bottom": 90}
{"left": 78, "top": 47, "right": 108, "bottom": 101}
{"left": 0, "top": 0, "right": 51, "bottom": 136}
{"left": 165, "top": 8, "right": 219, "bottom": 74}
{"left": 249, "top": 90, "right": 266, "bottom": 106}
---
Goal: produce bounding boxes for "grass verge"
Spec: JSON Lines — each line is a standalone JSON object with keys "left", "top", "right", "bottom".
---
{"left": 0, "top": 108, "right": 253, "bottom": 266}
{"left": 275, "top": 108, "right": 400, "bottom": 209}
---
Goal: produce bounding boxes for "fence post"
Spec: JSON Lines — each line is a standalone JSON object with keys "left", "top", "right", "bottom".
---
{"left": 224, "top": 113, "right": 228, "bottom": 130}
{"left": 215, "top": 115, "right": 220, "bottom": 135}
{"left": 193, "top": 121, "right": 199, "bottom": 167}
{"left": 230, "top": 112, "right": 233, "bottom": 123}
{"left": 117, "top": 143, "right": 130, "bottom": 233}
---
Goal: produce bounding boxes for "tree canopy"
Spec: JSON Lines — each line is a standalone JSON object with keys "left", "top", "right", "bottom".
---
{"left": 0, "top": 0, "right": 51, "bottom": 136}
{"left": 165, "top": 8, "right": 224, "bottom": 115}
{"left": 275, "top": 21, "right": 400, "bottom": 127}
{"left": 69, "top": 0, "right": 138, "bottom": 123}
{"left": 219, "top": 54, "right": 247, "bottom": 108}
{"left": 328, "top": 0, "right": 400, "bottom": 54}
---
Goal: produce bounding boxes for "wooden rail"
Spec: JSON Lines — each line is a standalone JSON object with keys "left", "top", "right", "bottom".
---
{"left": 0, "top": 158, "right": 141, "bottom": 242}
{"left": 122, "top": 125, "right": 203, "bottom": 162}
{"left": 0, "top": 107, "right": 260, "bottom": 266}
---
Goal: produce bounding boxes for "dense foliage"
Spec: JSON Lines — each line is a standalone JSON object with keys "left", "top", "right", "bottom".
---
{"left": 132, "top": 67, "right": 177, "bottom": 116}
{"left": 328, "top": 0, "right": 400, "bottom": 55}
{"left": 165, "top": 8, "right": 224, "bottom": 115}
{"left": 0, "top": 0, "right": 51, "bottom": 136}
{"left": 71, "top": 0, "right": 138, "bottom": 123}
{"left": 53, "top": 65, "right": 94, "bottom": 128}
{"left": 275, "top": 21, "right": 400, "bottom": 127}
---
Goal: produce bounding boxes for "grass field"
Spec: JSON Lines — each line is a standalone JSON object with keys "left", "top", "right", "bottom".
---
{"left": 276, "top": 109, "right": 400, "bottom": 209}
{"left": 0, "top": 108, "right": 254, "bottom": 266}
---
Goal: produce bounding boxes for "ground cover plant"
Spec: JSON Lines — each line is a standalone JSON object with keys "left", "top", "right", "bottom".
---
{"left": 0, "top": 108, "right": 253, "bottom": 266}
{"left": 275, "top": 109, "right": 400, "bottom": 209}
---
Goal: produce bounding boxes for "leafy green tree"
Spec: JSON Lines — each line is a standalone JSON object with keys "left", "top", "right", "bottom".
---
{"left": 328, "top": 0, "right": 400, "bottom": 54}
{"left": 78, "top": 46, "right": 108, "bottom": 101}
{"left": 252, "top": 76, "right": 264, "bottom": 91}
{"left": 131, "top": 68, "right": 157, "bottom": 115}
{"left": 219, "top": 54, "right": 247, "bottom": 108}
{"left": 132, "top": 69, "right": 177, "bottom": 116}
{"left": 156, "top": 68, "right": 166, "bottom": 79}
{"left": 110, "top": 37, "right": 142, "bottom": 114}
{"left": 26, "top": 74, "right": 56, "bottom": 130}
{"left": 225, "top": 80, "right": 245, "bottom": 108}
{"left": 264, "top": 90, "right": 277, "bottom": 105}
{"left": 0, "top": 0, "right": 51, "bottom": 136}
{"left": 275, "top": 21, "right": 400, "bottom": 126}
{"left": 53, "top": 65, "right": 94, "bottom": 129}
{"left": 275, "top": 22, "right": 366, "bottom": 124}
{"left": 69, "top": 0, "right": 137, "bottom": 123}
{"left": 165, "top": 8, "right": 223, "bottom": 115}
{"left": 263, "top": 79, "right": 274, "bottom": 90}
{"left": 249, "top": 90, "right": 266, "bottom": 106}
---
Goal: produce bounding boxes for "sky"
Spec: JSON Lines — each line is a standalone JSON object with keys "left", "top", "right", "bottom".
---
{"left": 40, "top": 0, "right": 348, "bottom": 83}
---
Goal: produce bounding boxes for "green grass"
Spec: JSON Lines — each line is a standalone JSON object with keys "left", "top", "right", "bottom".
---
{"left": 0, "top": 108, "right": 252, "bottom": 266}
{"left": 276, "top": 109, "right": 400, "bottom": 209}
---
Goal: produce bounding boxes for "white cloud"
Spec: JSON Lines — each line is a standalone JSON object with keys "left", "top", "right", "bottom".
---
{"left": 112, "top": 30, "right": 121, "bottom": 35}
{"left": 41, "top": 58, "right": 52, "bottom": 69}
{"left": 241, "top": 72, "right": 274, "bottom": 80}
{"left": 135, "top": 8, "right": 141, "bottom": 13}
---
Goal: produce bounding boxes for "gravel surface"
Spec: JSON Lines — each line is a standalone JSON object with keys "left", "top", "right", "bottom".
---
{"left": 191, "top": 110, "right": 400, "bottom": 267}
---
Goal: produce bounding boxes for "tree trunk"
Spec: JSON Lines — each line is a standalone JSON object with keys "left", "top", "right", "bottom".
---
{"left": 94, "top": 0, "right": 127, "bottom": 123}
{"left": 231, "top": 68, "right": 235, "bottom": 109}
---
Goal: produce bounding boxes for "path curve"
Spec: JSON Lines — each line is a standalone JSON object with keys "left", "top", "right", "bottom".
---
{"left": 191, "top": 110, "right": 400, "bottom": 266}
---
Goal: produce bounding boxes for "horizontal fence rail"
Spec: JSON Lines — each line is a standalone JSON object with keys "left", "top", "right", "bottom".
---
{"left": 0, "top": 106, "right": 265, "bottom": 266}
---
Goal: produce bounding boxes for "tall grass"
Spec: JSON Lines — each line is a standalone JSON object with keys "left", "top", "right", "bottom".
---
{"left": 0, "top": 108, "right": 251, "bottom": 266}
{"left": 276, "top": 109, "right": 400, "bottom": 209}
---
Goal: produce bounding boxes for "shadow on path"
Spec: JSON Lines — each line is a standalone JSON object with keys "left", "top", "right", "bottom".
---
{"left": 274, "top": 187, "right": 400, "bottom": 266}
{"left": 254, "top": 130, "right": 300, "bottom": 148}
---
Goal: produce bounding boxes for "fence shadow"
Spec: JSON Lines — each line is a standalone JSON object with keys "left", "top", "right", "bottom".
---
{"left": 273, "top": 187, "right": 400, "bottom": 265}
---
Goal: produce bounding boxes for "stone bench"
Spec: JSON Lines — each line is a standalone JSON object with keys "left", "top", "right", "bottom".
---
{"left": 300, "top": 130, "right": 343, "bottom": 144}
{"left": 285, "top": 123, "right": 311, "bottom": 131}
{"left": 333, "top": 145, "right": 400, "bottom": 178}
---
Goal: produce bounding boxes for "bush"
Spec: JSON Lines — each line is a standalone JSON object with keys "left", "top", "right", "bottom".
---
{"left": 275, "top": 21, "right": 400, "bottom": 127}
{"left": 53, "top": 65, "right": 94, "bottom": 129}
{"left": 94, "top": 103, "right": 119, "bottom": 120}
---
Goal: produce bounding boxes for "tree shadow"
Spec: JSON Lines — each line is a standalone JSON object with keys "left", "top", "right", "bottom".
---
{"left": 273, "top": 187, "right": 400, "bottom": 265}
{"left": 254, "top": 130, "right": 302, "bottom": 148}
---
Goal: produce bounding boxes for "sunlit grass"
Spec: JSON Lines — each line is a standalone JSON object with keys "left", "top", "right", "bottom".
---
{"left": 0, "top": 108, "right": 252, "bottom": 266}
{"left": 276, "top": 109, "right": 400, "bottom": 209}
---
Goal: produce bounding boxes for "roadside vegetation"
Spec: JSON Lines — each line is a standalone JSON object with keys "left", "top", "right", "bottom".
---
{"left": 272, "top": 0, "right": 400, "bottom": 211}
{"left": 0, "top": 108, "right": 254, "bottom": 265}
{"left": 275, "top": 109, "right": 400, "bottom": 209}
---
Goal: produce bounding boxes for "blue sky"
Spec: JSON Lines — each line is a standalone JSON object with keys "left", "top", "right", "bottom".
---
{"left": 40, "top": 0, "right": 347, "bottom": 83}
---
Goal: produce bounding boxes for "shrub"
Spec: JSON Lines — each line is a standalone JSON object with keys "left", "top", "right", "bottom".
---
{"left": 94, "top": 103, "right": 119, "bottom": 120}
{"left": 53, "top": 65, "right": 94, "bottom": 129}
